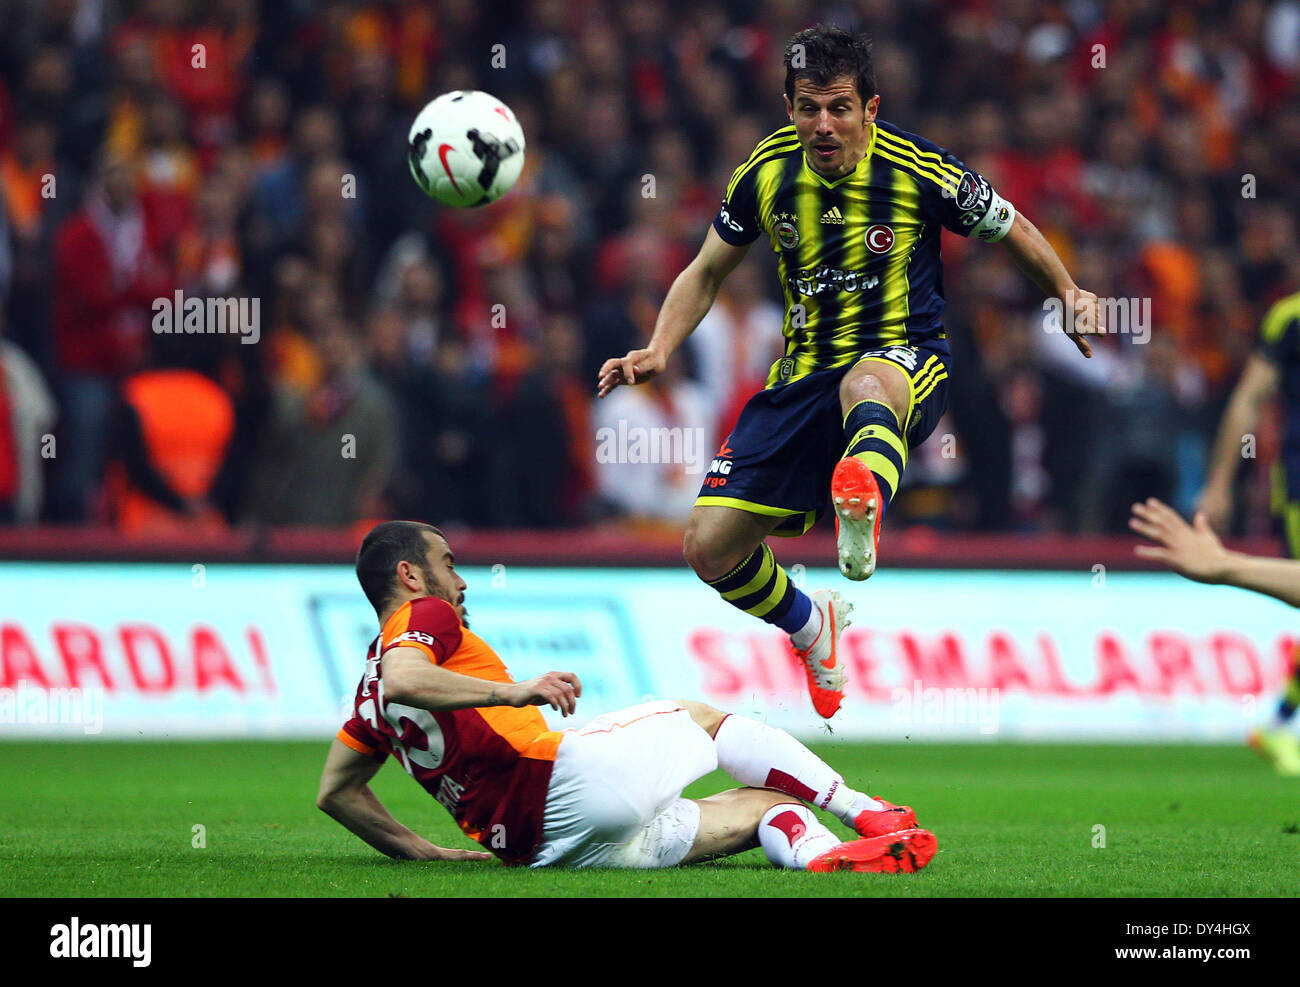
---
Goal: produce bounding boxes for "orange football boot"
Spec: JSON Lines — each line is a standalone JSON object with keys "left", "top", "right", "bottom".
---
{"left": 831, "top": 457, "right": 884, "bottom": 581}
{"left": 853, "top": 796, "right": 918, "bottom": 839}
{"left": 792, "top": 589, "right": 852, "bottom": 719}
{"left": 807, "top": 828, "right": 937, "bottom": 874}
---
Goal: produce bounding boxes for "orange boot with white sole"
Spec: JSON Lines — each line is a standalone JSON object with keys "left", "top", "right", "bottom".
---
{"left": 831, "top": 457, "right": 884, "bottom": 581}
{"left": 792, "top": 588, "right": 853, "bottom": 719}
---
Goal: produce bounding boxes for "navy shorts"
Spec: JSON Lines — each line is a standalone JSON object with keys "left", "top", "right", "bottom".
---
{"left": 696, "top": 341, "right": 951, "bottom": 535}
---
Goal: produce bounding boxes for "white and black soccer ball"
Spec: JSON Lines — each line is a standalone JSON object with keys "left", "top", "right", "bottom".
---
{"left": 408, "top": 90, "right": 526, "bottom": 208}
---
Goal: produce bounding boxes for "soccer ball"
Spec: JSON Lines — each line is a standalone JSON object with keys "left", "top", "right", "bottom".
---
{"left": 407, "top": 90, "right": 526, "bottom": 208}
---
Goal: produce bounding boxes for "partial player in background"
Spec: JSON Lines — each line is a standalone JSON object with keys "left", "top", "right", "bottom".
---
{"left": 597, "top": 24, "right": 1102, "bottom": 719}
{"left": 1196, "top": 291, "right": 1300, "bottom": 774}
{"left": 317, "top": 520, "right": 938, "bottom": 872}
{"left": 1131, "top": 497, "right": 1300, "bottom": 775}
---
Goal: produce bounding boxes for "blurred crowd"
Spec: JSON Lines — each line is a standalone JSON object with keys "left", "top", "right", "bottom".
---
{"left": 0, "top": 0, "right": 1297, "bottom": 537}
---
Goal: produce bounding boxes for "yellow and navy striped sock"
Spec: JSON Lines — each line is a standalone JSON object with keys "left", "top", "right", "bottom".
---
{"left": 705, "top": 543, "right": 811, "bottom": 634}
{"left": 1278, "top": 646, "right": 1300, "bottom": 722}
{"left": 842, "top": 399, "right": 907, "bottom": 517}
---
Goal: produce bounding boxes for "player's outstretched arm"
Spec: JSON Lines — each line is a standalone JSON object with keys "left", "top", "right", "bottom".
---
{"left": 316, "top": 739, "right": 492, "bottom": 861}
{"left": 383, "top": 646, "right": 582, "bottom": 716}
{"left": 999, "top": 212, "right": 1099, "bottom": 359}
{"left": 1197, "top": 354, "right": 1279, "bottom": 531}
{"left": 1130, "top": 497, "right": 1300, "bottom": 608}
{"left": 596, "top": 226, "right": 751, "bottom": 397}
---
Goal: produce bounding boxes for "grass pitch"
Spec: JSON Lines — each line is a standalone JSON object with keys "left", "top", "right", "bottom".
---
{"left": 2, "top": 739, "right": 1295, "bottom": 897}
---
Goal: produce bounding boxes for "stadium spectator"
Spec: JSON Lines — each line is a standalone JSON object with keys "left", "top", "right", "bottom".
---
{"left": 0, "top": 305, "right": 55, "bottom": 524}
{"left": 685, "top": 261, "right": 785, "bottom": 450}
{"left": 372, "top": 236, "right": 445, "bottom": 363}
{"left": 592, "top": 319, "right": 713, "bottom": 526}
{"left": 175, "top": 164, "right": 242, "bottom": 298}
{"left": 105, "top": 355, "right": 234, "bottom": 537}
{"left": 242, "top": 310, "right": 396, "bottom": 526}
{"left": 491, "top": 311, "right": 594, "bottom": 526}
{"left": 1, "top": 110, "right": 73, "bottom": 373}
{"left": 47, "top": 147, "right": 173, "bottom": 521}
{"left": 248, "top": 104, "right": 345, "bottom": 261}
{"left": 397, "top": 332, "right": 493, "bottom": 527}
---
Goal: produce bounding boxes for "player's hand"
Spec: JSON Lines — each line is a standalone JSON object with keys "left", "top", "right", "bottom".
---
{"left": 597, "top": 347, "right": 666, "bottom": 398}
{"left": 1129, "top": 497, "right": 1231, "bottom": 584}
{"left": 415, "top": 843, "right": 494, "bottom": 863}
{"left": 1195, "top": 484, "right": 1233, "bottom": 534}
{"left": 1064, "top": 288, "right": 1103, "bottom": 359}
{"left": 504, "top": 671, "right": 583, "bottom": 716}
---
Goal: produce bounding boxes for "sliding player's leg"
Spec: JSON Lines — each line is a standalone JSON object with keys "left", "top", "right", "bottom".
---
{"left": 682, "top": 787, "right": 807, "bottom": 862}
{"left": 684, "top": 504, "right": 852, "bottom": 719}
{"left": 532, "top": 700, "right": 934, "bottom": 871}
{"left": 679, "top": 700, "right": 920, "bottom": 839}
{"left": 683, "top": 787, "right": 936, "bottom": 873}
{"left": 833, "top": 345, "right": 950, "bottom": 580}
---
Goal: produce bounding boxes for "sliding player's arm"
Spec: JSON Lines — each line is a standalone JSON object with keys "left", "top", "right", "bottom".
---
{"left": 316, "top": 738, "right": 492, "bottom": 861}
{"left": 1198, "top": 354, "right": 1280, "bottom": 531}
{"left": 382, "top": 645, "right": 582, "bottom": 716}
{"left": 597, "top": 226, "right": 751, "bottom": 397}
{"left": 1130, "top": 496, "right": 1300, "bottom": 608}
{"left": 1000, "top": 211, "right": 1100, "bottom": 360}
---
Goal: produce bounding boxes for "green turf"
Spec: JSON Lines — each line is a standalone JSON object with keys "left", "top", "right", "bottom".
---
{"left": 1, "top": 740, "right": 1296, "bottom": 897}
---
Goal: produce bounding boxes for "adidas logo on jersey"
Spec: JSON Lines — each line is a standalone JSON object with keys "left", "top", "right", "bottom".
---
{"left": 821, "top": 206, "right": 845, "bottom": 225}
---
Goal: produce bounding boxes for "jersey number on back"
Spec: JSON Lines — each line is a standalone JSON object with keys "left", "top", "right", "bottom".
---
{"left": 359, "top": 694, "right": 446, "bottom": 771}
{"left": 384, "top": 701, "right": 446, "bottom": 771}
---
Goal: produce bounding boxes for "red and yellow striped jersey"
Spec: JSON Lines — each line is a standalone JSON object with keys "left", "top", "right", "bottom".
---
{"left": 337, "top": 596, "right": 561, "bottom": 864}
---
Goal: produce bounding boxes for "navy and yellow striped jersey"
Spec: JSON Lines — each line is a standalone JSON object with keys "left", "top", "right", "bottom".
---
{"left": 1257, "top": 291, "right": 1300, "bottom": 456}
{"left": 712, "top": 119, "right": 1015, "bottom": 388}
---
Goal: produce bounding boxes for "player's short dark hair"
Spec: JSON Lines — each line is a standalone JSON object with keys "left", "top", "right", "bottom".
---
{"left": 355, "top": 521, "right": 445, "bottom": 615}
{"left": 784, "top": 24, "right": 876, "bottom": 105}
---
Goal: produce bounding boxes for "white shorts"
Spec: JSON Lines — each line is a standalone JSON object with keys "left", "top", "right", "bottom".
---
{"left": 530, "top": 700, "right": 718, "bottom": 869}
